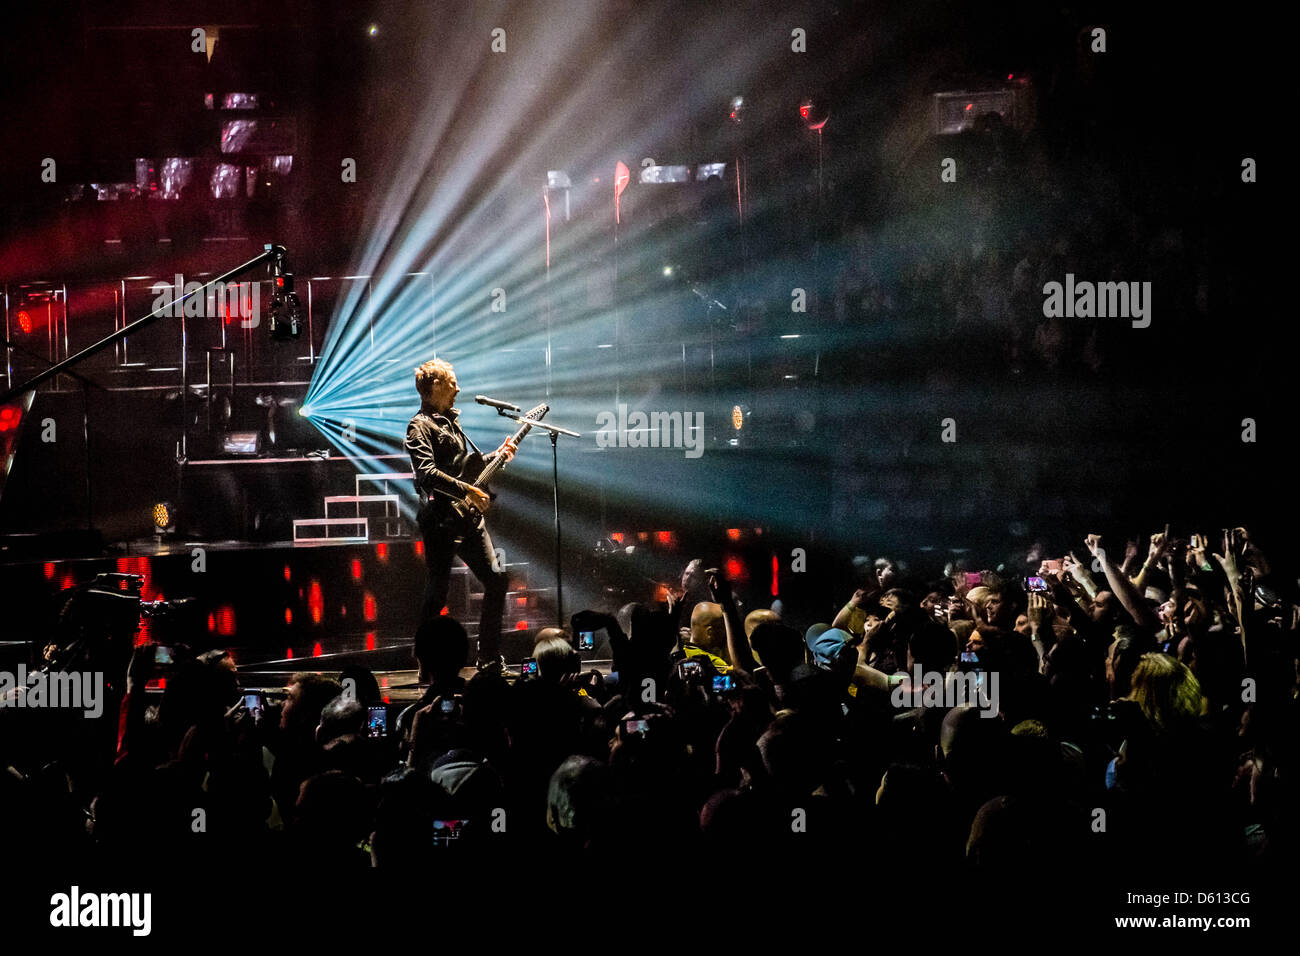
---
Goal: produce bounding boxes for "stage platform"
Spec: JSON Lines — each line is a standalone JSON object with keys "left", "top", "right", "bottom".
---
{"left": 0, "top": 532, "right": 565, "bottom": 676}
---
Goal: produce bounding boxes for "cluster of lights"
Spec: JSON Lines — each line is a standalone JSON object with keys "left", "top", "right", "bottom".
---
{"left": 151, "top": 501, "right": 175, "bottom": 532}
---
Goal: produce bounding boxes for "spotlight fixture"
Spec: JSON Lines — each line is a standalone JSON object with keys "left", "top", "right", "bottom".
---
{"left": 731, "top": 404, "right": 749, "bottom": 431}
{"left": 799, "top": 97, "right": 829, "bottom": 130}
{"left": 267, "top": 247, "right": 303, "bottom": 340}
{"left": 729, "top": 95, "right": 745, "bottom": 124}
{"left": 152, "top": 501, "right": 176, "bottom": 535}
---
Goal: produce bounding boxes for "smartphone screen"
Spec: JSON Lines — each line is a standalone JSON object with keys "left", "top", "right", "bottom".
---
{"left": 965, "top": 572, "right": 982, "bottom": 588}
{"left": 154, "top": 645, "right": 174, "bottom": 665}
{"left": 712, "top": 674, "right": 734, "bottom": 693}
{"left": 1026, "top": 576, "right": 1048, "bottom": 592}
{"left": 520, "top": 658, "right": 539, "bottom": 677}
{"left": 243, "top": 692, "right": 263, "bottom": 722}
{"left": 432, "top": 819, "right": 465, "bottom": 844}
{"left": 440, "top": 698, "right": 458, "bottom": 714}
{"left": 367, "top": 705, "right": 388, "bottom": 738}
{"left": 625, "top": 718, "right": 650, "bottom": 736}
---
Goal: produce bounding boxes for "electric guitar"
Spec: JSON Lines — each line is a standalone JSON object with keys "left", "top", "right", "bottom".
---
{"left": 438, "top": 402, "right": 549, "bottom": 538}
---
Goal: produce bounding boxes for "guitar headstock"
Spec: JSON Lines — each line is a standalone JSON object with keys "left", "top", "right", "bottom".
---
{"left": 523, "top": 402, "right": 550, "bottom": 421}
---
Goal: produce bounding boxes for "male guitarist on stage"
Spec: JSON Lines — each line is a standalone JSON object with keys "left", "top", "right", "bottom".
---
{"left": 406, "top": 358, "right": 517, "bottom": 670}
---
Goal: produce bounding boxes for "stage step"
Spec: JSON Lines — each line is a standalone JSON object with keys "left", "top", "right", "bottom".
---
{"left": 292, "top": 516, "right": 368, "bottom": 545}
{"left": 355, "top": 472, "right": 414, "bottom": 496}
{"left": 323, "top": 493, "right": 401, "bottom": 512}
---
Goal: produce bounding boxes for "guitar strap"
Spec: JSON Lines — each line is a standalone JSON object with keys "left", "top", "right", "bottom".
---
{"left": 462, "top": 428, "right": 484, "bottom": 459}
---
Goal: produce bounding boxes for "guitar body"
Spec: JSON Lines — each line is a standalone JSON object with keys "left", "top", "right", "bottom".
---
{"left": 436, "top": 451, "right": 490, "bottom": 538}
{"left": 433, "top": 403, "right": 549, "bottom": 541}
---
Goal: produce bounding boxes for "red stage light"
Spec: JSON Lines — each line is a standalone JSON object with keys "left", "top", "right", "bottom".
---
{"left": 208, "top": 613, "right": 215, "bottom": 632}
{"left": 286, "top": 647, "right": 294, "bottom": 659}
{"left": 414, "top": 540, "right": 424, "bottom": 557}
{"left": 16, "top": 310, "right": 32, "bottom": 334}
{"left": 0, "top": 406, "right": 20, "bottom": 431}
{"left": 308, "top": 579, "right": 323, "bottom": 624}
{"left": 283, "top": 564, "right": 291, "bottom": 581}
{"left": 656, "top": 531, "right": 674, "bottom": 546}
{"left": 516, "top": 596, "right": 527, "bottom": 606}
{"left": 351, "top": 558, "right": 362, "bottom": 580}
{"left": 965, "top": 103, "right": 973, "bottom": 111}
{"left": 375, "top": 542, "right": 388, "bottom": 562}
{"left": 515, "top": 620, "right": 528, "bottom": 630}
{"left": 771, "top": 554, "right": 779, "bottom": 597}
{"left": 115, "top": 555, "right": 154, "bottom": 599}
{"left": 726, "top": 528, "right": 741, "bottom": 541}
{"left": 610, "top": 532, "right": 624, "bottom": 543}
{"left": 44, "top": 562, "right": 55, "bottom": 579}
{"left": 284, "top": 608, "right": 292, "bottom": 624}
{"left": 724, "top": 556, "right": 748, "bottom": 582}
{"left": 312, "top": 642, "right": 323, "bottom": 657}
{"left": 61, "top": 574, "right": 75, "bottom": 589}
{"left": 365, "top": 632, "right": 376, "bottom": 651}
{"left": 440, "top": 605, "right": 449, "bottom": 616}
{"left": 363, "top": 592, "right": 377, "bottom": 622}
{"left": 214, "top": 605, "right": 236, "bottom": 636}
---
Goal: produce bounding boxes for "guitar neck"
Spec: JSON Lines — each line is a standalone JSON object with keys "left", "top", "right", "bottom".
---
{"left": 472, "top": 409, "right": 544, "bottom": 489}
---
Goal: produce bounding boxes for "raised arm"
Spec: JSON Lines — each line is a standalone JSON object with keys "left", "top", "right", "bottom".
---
{"left": 1084, "top": 533, "right": 1157, "bottom": 631}
{"left": 708, "top": 568, "right": 756, "bottom": 675}
{"left": 1212, "top": 527, "right": 1251, "bottom": 668}
{"left": 1132, "top": 526, "right": 1169, "bottom": 594}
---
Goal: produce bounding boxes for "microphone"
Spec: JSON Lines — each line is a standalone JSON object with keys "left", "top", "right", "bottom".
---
{"left": 475, "top": 395, "right": 520, "bottom": 412}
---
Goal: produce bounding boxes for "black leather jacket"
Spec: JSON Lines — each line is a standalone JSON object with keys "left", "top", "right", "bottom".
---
{"left": 404, "top": 404, "right": 496, "bottom": 513}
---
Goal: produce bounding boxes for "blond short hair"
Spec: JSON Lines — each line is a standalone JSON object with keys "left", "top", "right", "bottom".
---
{"left": 414, "top": 358, "right": 454, "bottom": 402}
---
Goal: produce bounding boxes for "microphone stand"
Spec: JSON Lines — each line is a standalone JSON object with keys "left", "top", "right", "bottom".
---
{"left": 496, "top": 408, "right": 580, "bottom": 626}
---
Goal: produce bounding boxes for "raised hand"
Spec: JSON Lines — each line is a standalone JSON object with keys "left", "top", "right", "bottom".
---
{"left": 1212, "top": 528, "right": 1245, "bottom": 589}
{"left": 705, "top": 567, "right": 728, "bottom": 603}
{"left": 1026, "top": 591, "right": 1053, "bottom": 632}
{"left": 1147, "top": 524, "right": 1170, "bottom": 563}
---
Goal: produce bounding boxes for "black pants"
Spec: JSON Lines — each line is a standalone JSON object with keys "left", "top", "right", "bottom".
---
{"left": 419, "top": 507, "right": 508, "bottom": 663}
